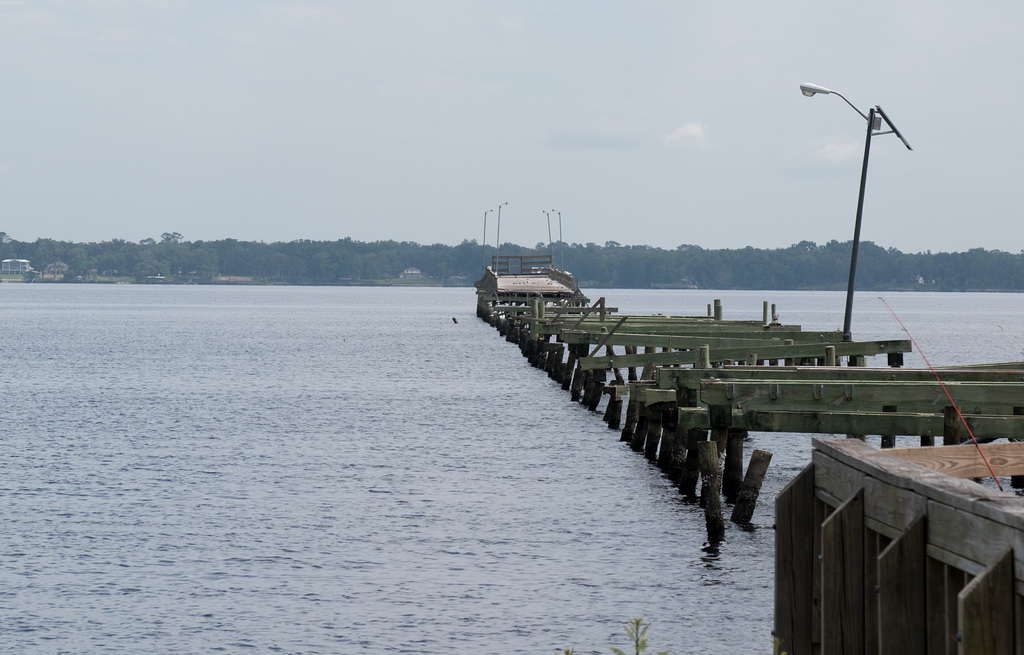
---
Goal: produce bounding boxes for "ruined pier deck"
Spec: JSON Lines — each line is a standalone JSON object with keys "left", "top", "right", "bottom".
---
{"left": 475, "top": 268, "right": 1024, "bottom": 653}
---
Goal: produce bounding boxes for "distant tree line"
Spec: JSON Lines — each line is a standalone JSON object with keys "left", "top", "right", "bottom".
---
{"left": 1, "top": 230, "right": 1022, "bottom": 291}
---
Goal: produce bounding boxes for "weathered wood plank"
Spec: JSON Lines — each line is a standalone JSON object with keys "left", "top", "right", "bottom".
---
{"left": 927, "top": 501, "right": 1018, "bottom": 577}
{"left": 823, "top": 488, "right": 865, "bottom": 655}
{"left": 814, "top": 451, "right": 866, "bottom": 509}
{"left": 958, "top": 549, "right": 1013, "bottom": 654}
{"left": 775, "top": 463, "right": 816, "bottom": 655}
{"left": 863, "top": 475, "right": 927, "bottom": 539}
{"left": 878, "top": 517, "right": 926, "bottom": 654}
{"left": 580, "top": 339, "right": 911, "bottom": 370}
{"left": 699, "top": 379, "right": 1024, "bottom": 416}
{"left": 883, "top": 442, "right": 1024, "bottom": 478}
{"left": 925, "top": 557, "right": 948, "bottom": 655}
{"left": 731, "top": 411, "right": 1024, "bottom": 442}
{"left": 657, "top": 366, "right": 1024, "bottom": 394}
{"left": 814, "top": 439, "right": 1024, "bottom": 535}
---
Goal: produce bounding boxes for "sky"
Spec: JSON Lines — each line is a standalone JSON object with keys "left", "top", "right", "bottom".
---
{"left": 1, "top": 1, "right": 1022, "bottom": 253}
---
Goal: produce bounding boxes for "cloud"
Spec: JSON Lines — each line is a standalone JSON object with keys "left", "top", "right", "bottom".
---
{"left": 808, "top": 139, "right": 862, "bottom": 165}
{"left": 664, "top": 122, "right": 707, "bottom": 148}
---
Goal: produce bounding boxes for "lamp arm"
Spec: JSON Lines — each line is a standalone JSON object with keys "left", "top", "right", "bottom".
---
{"left": 830, "top": 90, "right": 869, "bottom": 122}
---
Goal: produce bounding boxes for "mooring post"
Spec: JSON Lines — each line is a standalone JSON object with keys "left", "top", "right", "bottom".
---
{"left": 698, "top": 440, "right": 725, "bottom": 543}
{"left": 723, "top": 429, "right": 746, "bottom": 503}
{"left": 713, "top": 299, "right": 723, "bottom": 321}
{"left": 698, "top": 345, "right": 711, "bottom": 370}
{"left": 824, "top": 346, "right": 836, "bottom": 367}
{"left": 730, "top": 449, "right": 772, "bottom": 524}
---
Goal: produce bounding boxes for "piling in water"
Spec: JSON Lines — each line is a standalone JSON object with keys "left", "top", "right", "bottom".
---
{"left": 680, "top": 428, "right": 707, "bottom": 499}
{"left": 723, "top": 429, "right": 746, "bottom": 503}
{"left": 643, "top": 405, "right": 663, "bottom": 462}
{"left": 730, "top": 449, "right": 772, "bottom": 524}
{"left": 698, "top": 440, "right": 725, "bottom": 543}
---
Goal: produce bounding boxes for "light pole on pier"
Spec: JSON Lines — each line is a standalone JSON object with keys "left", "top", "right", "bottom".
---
{"left": 800, "top": 82, "right": 912, "bottom": 342}
{"left": 551, "top": 209, "right": 563, "bottom": 271}
{"left": 495, "top": 202, "right": 508, "bottom": 272}
{"left": 481, "top": 209, "right": 493, "bottom": 274}
{"left": 543, "top": 211, "right": 553, "bottom": 267}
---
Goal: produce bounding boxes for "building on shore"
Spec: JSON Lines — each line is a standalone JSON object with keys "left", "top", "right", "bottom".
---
{"left": 1, "top": 259, "right": 32, "bottom": 274}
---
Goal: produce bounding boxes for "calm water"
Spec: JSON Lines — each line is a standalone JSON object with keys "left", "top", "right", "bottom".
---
{"left": 2, "top": 285, "right": 1023, "bottom": 654}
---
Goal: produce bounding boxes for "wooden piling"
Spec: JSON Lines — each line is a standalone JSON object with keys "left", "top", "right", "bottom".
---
{"left": 723, "top": 429, "right": 745, "bottom": 503}
{"left": 680, "top": 428, "right": 707, "bottom": 499}
{"left": 570, "top": 365, "right": 586, "bottom": 402}
{"left": 667, "top": 420, "right": 687, "bottom": 482}
{"left": 631, "top": 404, "right": 648, "bottom": 452}
{"left": 730, "top": 449, "right": 772, "bottom": 524}
{"left": 620, "top": 392, "right": 638, "bottom": 443}
{"left": 881, "top": 404, "right": 897, "bottom": 448}
{"left": 943, "top": 405, "right": 961, "bottom": 446}
{"left": 561, "top": 349, "right": 577, "bottom": 389}
{"left": 586, "top": 369, "right": 606, "bottom": 412}
{"left": 644, "top": 405, "right": 663, "bottom": 462}
{"left": 657, "top": 405, "right": 677, "bottom": 472}
{"left": 626, "top": 345, "right": 638, "bottom": 381}
{"left": 698, "top": 440, "right": 724, "bottom": 543}
{"left": 603, "top": 385, "right": 624, "bottom": 429}
{"left": 709, "top": 404, "right": 731, "bottom": 455}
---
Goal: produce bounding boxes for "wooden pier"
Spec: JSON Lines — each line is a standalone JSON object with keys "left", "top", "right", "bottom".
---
{"left": 475, "top": 260, "right": 1024, "bottom": 653}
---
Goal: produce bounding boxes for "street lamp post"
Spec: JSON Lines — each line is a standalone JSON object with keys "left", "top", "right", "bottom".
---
{"left": 551, "top": 209, "right": 563, "bottom": 271}
{"left": 495, "top": 202, "right": 508, "bottom": 272}
{"left": 800, "top": 83, "right": 912, "bottom": 342}
{"left": 481, "top": 209, "right": 493, "bottom": 274}
{"left": 543, "top": 211, "right": 553, "bottom": 267}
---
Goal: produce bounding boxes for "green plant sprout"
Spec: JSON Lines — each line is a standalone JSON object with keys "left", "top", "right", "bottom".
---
{"left": 609, "top": 618, "right": 669, "bottom": 655}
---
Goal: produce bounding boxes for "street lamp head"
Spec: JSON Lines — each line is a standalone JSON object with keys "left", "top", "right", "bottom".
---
{"left": 800, "top": 83, "right": 832, "bottom": 97}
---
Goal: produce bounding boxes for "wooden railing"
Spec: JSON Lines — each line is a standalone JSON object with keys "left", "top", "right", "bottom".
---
{"left": 491, "top": 254, "right": 552, "bottom": 275}
{"left": 776, "top": 437, "right": 1024, "bottom": 654}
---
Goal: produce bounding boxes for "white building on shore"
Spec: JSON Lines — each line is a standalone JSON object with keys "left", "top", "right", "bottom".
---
{"left": 1, "top": 259, "right": 32, "bottom": 274}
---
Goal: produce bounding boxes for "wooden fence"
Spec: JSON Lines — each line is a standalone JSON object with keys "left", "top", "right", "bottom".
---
{"left": 776, "top": 437, "right": 1024, "bottom": 654}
